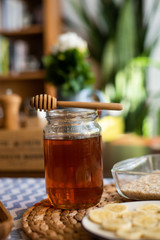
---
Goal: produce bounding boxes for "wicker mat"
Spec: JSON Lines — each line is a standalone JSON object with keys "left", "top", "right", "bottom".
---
{"left": 22, "top": 184, "right": 129, "bottom": 240}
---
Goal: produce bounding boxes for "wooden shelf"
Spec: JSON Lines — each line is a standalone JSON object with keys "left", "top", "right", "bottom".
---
{"left": 0, "top": 70, "right": 45, "bottom": 81}
{"left": 0, "top": 0, "right": 61, "bottom": 101}
{"left": 0, "top": 25, "right": 43, "bottom": 37}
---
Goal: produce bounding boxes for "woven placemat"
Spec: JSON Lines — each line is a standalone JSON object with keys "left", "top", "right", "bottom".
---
{"left": 22, "top": 184, "right": 129, "bottom": 240}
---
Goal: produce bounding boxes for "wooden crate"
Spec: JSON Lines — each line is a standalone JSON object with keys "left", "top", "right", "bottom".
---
{"left": 0, "top": 128, "right": 44, "bottom": 173}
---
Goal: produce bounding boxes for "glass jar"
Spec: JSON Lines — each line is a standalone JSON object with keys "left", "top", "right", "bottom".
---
{"left": 43, "top": 109, "right": 103, "bottom": 209}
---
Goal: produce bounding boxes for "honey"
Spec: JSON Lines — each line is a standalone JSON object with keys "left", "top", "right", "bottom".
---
{"left": 44, "top": 136, "right": 103, "bottom": 209}
{"left": 43, "top": 109, "right": 103, "bottom": 209}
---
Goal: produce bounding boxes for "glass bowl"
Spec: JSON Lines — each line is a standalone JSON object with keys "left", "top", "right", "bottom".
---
{"left": 111, "top": 154, "right": 160, "bottom": 200}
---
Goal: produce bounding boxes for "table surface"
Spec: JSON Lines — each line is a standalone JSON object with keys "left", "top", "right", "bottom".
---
{"left": 0, "top": 178, "right": 112, "bottom": 240}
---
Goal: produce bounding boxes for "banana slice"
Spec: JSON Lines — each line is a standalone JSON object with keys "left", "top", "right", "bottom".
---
{"left": 103, "top": 203, "right": 128, "bottom": 215}
{"left": 121, "top": 210, "right": 145, "bottom": 220}
{"left": 102, "top": 218, "right": 131, "bottom": 231}
{"left": 143, "top": 227, "right": 160, "bottom": 239}
{"left": 133, "top": 214, "right": 157, "bottom": 228}
{"left": 89, "top": 209, "right": 114, "bottom": 224}
{"left": 116, "top": 227, "right": 144, "bottom": 240}
{"left": 136, "top": 204, "right": 160, "bottom": 213}
{"left": 154, "top": 214, "right": 160, "bottom": 221}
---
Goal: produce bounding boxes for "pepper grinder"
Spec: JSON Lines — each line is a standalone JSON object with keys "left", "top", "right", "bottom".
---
{"left": 0, "top": 89, "right": 22, "bottom": 130}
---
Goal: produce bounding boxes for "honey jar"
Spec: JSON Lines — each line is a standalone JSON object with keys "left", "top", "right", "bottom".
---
{"left": 43, "top": 109, "right": 103, "bottom": 209}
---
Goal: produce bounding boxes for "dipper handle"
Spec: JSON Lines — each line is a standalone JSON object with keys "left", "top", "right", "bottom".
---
{"left": 30, "top": 94, "right": 123, "bottom": 111}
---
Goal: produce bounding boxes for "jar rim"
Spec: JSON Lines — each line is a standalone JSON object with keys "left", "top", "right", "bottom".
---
{"left": 46, "top": 108, "right": 97, "bottom": 120}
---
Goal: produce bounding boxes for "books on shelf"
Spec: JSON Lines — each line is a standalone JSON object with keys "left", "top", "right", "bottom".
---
{"left": 0, "top": 0, "right": 43, "bottom": 31}
{"left": 0, "top": 38, "right": 41, "bottom": 75}
{"left": 0, "top": 0, "right": 43, "bottom": 75}
{"left": 10, "top": 40, "right": 29, "bottom": 72}
{"left": 0, "top": 36, "right": 9, "bottom": 74}
{"left": 0, "top": 0, "right": 32, "bottom": 30}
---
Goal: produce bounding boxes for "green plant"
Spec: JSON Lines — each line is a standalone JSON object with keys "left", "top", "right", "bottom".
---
{"left": 66, "top": 0, "right": 160, "bottom": 135}
{"left": 43, "top": 48, "right": 95, "bottom": 98}
{"left": 67, "top": 0, "right": 160, "bottom": 84}
{"left": 105, "top": 57, "right": 160, "bottom": 135}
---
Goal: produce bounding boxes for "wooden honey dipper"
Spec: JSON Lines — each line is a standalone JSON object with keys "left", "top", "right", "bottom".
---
{"left": 30, "top": 94, "right": 123, "bottom": 111}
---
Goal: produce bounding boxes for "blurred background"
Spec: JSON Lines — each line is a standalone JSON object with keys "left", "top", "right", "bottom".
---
{"left": 1, "top": 0, "right": 160, "bottom": 177}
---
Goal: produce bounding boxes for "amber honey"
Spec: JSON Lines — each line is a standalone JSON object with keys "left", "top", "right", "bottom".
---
{"left": 44, "top": 136, "right": 103, "bottom": 209}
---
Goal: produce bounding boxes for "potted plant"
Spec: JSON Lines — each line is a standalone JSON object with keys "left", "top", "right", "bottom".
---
{"left": 43, "top": 32, "right": 95, "bottom": 100}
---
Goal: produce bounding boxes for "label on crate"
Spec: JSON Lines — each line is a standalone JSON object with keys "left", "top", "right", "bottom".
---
{"left": 0, "top": 128, "right": 44, "bottom": 171}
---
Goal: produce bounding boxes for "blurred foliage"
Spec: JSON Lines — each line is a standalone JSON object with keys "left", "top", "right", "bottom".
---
{"left": 66, "top": 0, "right": 160, "bottom": 135}
{"left": 43, "top": 49, "right": 95, "bottom": 98}
{"left": 105, "top": 57, "right": 160, "bottom": 135}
